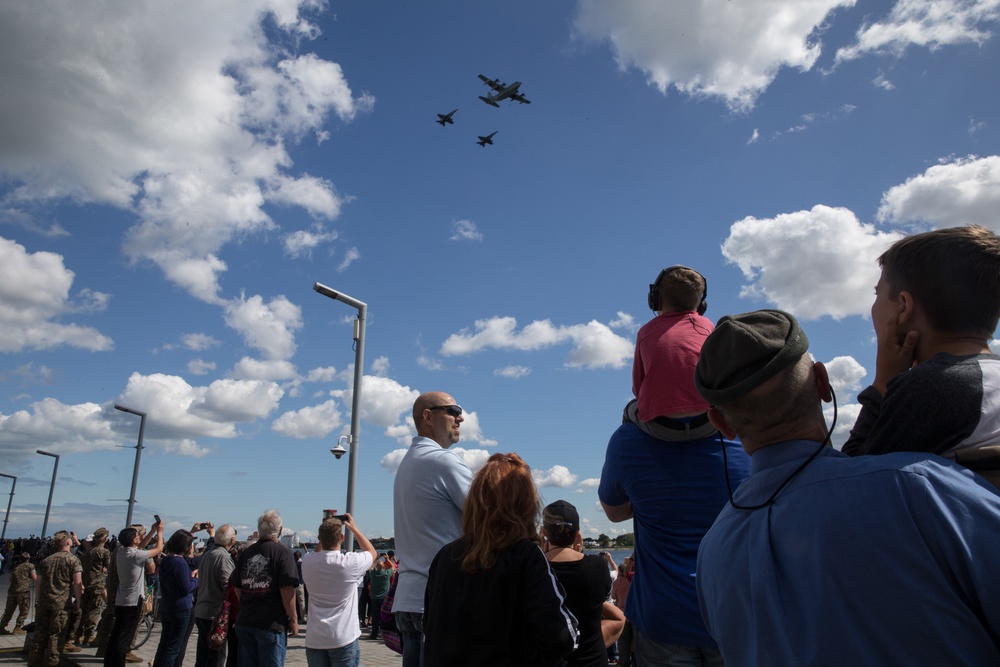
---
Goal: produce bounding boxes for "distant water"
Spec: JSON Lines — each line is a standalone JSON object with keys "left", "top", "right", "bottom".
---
{"left": 583, "top": 548, "right": 633, "bottom": 563}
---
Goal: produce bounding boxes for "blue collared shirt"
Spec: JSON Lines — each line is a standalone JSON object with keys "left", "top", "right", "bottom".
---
{"left": 697, "top": 441, "right": 1000, "bottom": 666}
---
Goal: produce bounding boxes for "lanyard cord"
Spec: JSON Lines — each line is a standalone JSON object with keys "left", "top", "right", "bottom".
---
{"left": 722, "top": 393, "right": 838, "bottom": 511}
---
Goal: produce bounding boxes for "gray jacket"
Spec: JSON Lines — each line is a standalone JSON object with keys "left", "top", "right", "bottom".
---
{"left": 194, "top": 545, "right": 234, "bottom": 620}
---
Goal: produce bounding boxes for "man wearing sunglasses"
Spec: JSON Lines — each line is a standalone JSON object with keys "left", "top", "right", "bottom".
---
{"left": 392, "top": 392, "right": 474, "bottom": 667}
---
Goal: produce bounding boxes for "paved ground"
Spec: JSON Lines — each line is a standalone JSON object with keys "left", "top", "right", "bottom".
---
{"left": 0, "top": 572, "right": 401, "bottom": 667}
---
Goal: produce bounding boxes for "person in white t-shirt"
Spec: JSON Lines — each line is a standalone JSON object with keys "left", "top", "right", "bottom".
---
{"left": 300, "top": 514, "right": 376, "bottom": 667}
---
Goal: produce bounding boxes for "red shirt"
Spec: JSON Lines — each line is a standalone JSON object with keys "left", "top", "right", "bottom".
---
{"left": 633, "top": 311, "right": 713, "bottom": 421}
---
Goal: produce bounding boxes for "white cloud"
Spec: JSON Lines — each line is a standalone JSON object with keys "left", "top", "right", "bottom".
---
{"left": 283, "top": 224, "right": 338, "bottom": 258}
{"left": 494, "top": 365, "right": 531, "bottom": 379}
{"left": 0, "top": 399, "right": 121, "bottom": 459}
{"left": 823, "top": 355, "right": 868, "bottom": 403}
{"left": 370, "top": 357, "right": 391, "bottom": 377}
{"left": 577, "top": 478, "right": 601, "bottom": 493}
{"left": 379, "top": 448, "right": 409, "bottom": 473}
{"left": 188, "top": 359, "right": 217, "bottom": 376}
{"left": 272, "top": 400, "right": 343, "bottom": 439}
{"left": 417, "top": 354, "right": 445, "bottom": 371}
{"left": 573, "top": 0, "right": 855, "bottom": 111}
{"left": 876, "top": 155, "right": 1000, "bottom": 231}
{"left": 230, "top": 358, "right": 299, "bottom": 381}
{"left": 835, "top": 0, "right": 1000, "bottom": 63}
{"left": 533, "top": 465, "right": 579, "bottom": 488}
{"left": 450, "top": 220, "right": 484, "bottom": 242}
{"left": 338, "top": 247, "right": 360, "bottom": 271}
{"left": 331, "top": 374, "right": 420, "bottom": 433}
{"left": 873, "top": 72, "right": 895, "bottom": 90}
{"left": 182, "top": 333, "right": 221, "bottom": 352}
{"left": 826, "top": 401, "right": 862, "bottom": 450}
{"left": 0, "top": 371, "right": 283, "bottom": 460}
{"left": 608, "top": 311, "right": 638, "bottom": 333}
{"left": 747, "top": 129, "right": 760, "bottom": 145}
{"left": 305, "top": 366, "right": 338, "bottom": 383}
{"left": 0, "top": 1, "right": 371, "bottom": 302}
{"left": 0, "top": 236, "right": 114, "bottom": 353}
{"left": 117, "top": 372, "right": 284, "bottom": 440}
{"left": 721, "top": 205, "right": 903, "bottom": 319}
{"left": 440, "top": 316, "right": 633, "bottom": 369}
{"left": 224, "top": 293, "right": 303, "bottom": 361}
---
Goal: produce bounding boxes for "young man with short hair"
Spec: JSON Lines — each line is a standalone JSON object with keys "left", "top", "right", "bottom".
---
{"left": 844, "top": 225, "right": 1000, "bottom": 478}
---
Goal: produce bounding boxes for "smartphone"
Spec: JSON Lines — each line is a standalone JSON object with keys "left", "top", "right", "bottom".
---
{"left": 333, "top": 514, "right": 349, "bottom": 522}
{"left": 153, "top": 514, "right": 161, "bottom": 526}
{"left": 199, "top": 522, "right": 209, "bottom": 530}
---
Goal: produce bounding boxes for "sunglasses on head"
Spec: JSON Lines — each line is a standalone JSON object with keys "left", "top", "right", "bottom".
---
{"left": 428, "top": 404, "right": 463, "bottom": 417}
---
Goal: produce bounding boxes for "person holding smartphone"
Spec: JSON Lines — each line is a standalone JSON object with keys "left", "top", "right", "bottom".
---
{"left": 104, "top": 517, "right": 165, "bottom": 667}
{"left": 300, "top": 514, "right": 375, "bottom": 667}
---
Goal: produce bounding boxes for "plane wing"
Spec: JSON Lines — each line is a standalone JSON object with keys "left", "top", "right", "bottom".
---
{"left": 510, "top": 91, "right": 531, "bottom": 105}
{"left": 478, "top": 74, "right": 505, "bottom": 92}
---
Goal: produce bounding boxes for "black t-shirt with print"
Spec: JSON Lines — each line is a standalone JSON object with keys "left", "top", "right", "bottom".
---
{"left": 234, "top": 539, "right": 299, "bottom": 631}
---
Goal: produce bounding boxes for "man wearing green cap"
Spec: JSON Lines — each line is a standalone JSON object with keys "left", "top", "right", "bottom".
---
{"left": 694, "top": 309, "right": 1000, "bottom": 666}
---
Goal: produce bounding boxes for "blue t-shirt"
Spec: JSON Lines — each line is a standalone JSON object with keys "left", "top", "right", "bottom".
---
{"left": 599, "top": 422, "right": 749, "bottom": 647}
{"left": 698, "top": 441, "right": 1000, "bottom": 666}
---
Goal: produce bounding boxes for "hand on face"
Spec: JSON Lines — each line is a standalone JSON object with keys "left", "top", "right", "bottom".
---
{"left": 871, "top": 286, "right": 919, "bottom": 395}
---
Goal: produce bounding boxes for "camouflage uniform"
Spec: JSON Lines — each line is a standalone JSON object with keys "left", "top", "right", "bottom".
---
{"left": 77, "top": 540, "right": 110, "bottom": 643}
{"left": 28, "top": 546, "right": 82, "bottom": 667}
{"left": 0, "top": 559, "right": 35, "bottom": 633}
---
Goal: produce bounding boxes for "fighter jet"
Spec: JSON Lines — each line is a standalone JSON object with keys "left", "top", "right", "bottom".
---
{"left": 476, "top": 131, "right": 498, "bottom": 147}
{"left": 478, "top": 74, "right": 531, "bottom": 107}
{"left": 436, "top": 109, "right": 458, "bottom": 126}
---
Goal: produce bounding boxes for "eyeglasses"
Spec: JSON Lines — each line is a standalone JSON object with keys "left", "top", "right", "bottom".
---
{"left": 428, "top": 404, "right": 463, "bottom": 417}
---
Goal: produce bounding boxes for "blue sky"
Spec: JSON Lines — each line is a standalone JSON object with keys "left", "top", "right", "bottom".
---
{"left": 2, "top": 0, "right": 999, "bottom": 543}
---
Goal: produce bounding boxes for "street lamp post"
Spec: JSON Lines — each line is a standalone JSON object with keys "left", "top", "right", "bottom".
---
{"left": 313, "top": 282, "right": 367, "bottom": 552}
{"left": 114, "top": 404, "right": 147, "bottom": 528}
{"left": 36, "top": 450, "right": 59, "bottom": 539}
{"left": 0, "top": 473, "right": 15, "bottom": 544}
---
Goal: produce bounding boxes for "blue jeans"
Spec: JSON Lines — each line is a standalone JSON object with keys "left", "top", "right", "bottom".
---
{"left": 154, "top": 609, "right": 192, "bottom": 667}
{"left": 234, "top": 625, "right": 286, "bottom": 667}
{"left": 634, "top": 628, "right": 723, "bottom": 667}
{"left": 305, "top": 640, "right": 359, "bottom": 667}
{"left": 394, "top": 611, "right": 423, "bottom": 667}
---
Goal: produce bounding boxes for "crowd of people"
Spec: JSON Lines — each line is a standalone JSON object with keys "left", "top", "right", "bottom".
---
{"left": 5, "top": 224, "right": 1000, "bottom": 667}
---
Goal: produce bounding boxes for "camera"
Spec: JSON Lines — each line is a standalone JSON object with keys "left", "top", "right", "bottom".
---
{"left": 330, "top": 444, "right": 347, "bottom": 459}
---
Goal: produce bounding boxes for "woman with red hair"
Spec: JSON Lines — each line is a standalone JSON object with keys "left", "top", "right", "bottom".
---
{"left": 423, "top": 453, "right": 578, "bottom": 666}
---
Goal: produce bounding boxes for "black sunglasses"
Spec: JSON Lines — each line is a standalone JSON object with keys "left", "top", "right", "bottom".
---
{"left": 428, "top": 404, "right": 463, "bottom": 417}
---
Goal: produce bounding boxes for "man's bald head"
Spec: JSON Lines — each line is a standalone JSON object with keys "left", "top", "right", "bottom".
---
{"left": 413, "top": 391, "right": 464, "bottom": 448}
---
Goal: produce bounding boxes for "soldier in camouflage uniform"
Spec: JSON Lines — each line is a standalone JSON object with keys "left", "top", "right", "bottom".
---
{"left": 76, "top": 527, "right": 111, "bottom": 645}
{"left": 0, "top": 553, "right": 37, "bottom": 634}
{"left": 27, "top": 531, "right": 83, "bottom": 667}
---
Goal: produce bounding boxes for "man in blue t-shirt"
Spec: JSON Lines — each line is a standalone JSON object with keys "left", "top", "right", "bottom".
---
{"left": 600, "top": 268, "right": 750, "bottom": 666}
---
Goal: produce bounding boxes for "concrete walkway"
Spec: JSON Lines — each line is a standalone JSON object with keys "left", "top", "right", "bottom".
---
{"left": 0, "top": 572, "right": 401, "bottom": 667}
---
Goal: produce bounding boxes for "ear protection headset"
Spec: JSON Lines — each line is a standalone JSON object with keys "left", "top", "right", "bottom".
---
{"left": 648, "top": 265, "right": 708, "bottom": 315}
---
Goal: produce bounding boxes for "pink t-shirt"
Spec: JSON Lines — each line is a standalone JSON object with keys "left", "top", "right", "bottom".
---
{"left": 632, "top": 311, "right": 714, "bottom": 421}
